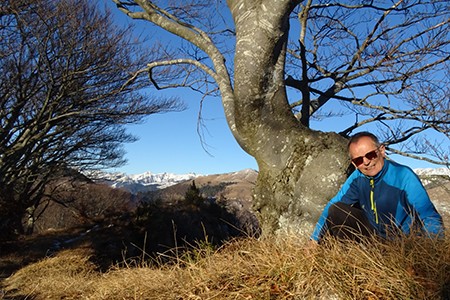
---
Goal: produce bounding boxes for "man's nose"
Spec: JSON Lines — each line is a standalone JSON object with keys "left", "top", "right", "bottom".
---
{"left": 363, "top": 157, "right": 371, "bottom": 165}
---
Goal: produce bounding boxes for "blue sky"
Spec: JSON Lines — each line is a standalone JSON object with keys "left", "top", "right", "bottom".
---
{"left": 102, "top": 1, "right": 259, "bottom": 176}
{"left": 112, "top": 89, "right": 259, "bottom": 176}
{"left": 103, "top": 1, "right": 442, "bottom": 176}
{"left": 116, "top": 109, "right": 441, "bottom": 176}
{"left": 113, "top": 86, "right": 440, "bottom": 176}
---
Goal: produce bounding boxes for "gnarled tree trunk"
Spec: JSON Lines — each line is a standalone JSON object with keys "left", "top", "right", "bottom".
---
{"left": 229, "top": 0, "right": 351, "bottom": 236}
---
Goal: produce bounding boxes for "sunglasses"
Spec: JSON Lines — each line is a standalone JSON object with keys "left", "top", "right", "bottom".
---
{"left": 351, "top": 149, "right": 379, "bottom": 166}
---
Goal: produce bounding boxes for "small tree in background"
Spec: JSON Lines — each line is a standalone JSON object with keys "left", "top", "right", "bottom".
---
{"left": 185, "top": 181, "right": 205, "bottom": 207}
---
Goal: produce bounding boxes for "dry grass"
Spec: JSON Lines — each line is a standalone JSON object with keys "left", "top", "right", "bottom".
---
{"left": 1, "top": 231, "right": 449, "bottom": 300}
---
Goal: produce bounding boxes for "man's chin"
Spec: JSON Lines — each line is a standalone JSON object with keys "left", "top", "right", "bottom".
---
{"left": 361, "top": 167, "right": 377, "bottom": 177}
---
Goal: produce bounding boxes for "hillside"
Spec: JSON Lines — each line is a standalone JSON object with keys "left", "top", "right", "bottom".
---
{"left": 142, "top": 168, "right": 257, "bottom": 201}
{"left": 2, "top": 168, "right": 450, "bottom": 299}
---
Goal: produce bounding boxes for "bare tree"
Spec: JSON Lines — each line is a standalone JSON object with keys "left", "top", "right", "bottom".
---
{"left": 0, "top": 0, "right": 185, "bottom": 235}
{"left": 110, "top": 0, "right": 450, "bottom": 236}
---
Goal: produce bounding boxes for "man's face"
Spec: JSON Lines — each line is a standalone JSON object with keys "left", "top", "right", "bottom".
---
{"left": 349, "top": 136, "right": 385, "bottom": 177}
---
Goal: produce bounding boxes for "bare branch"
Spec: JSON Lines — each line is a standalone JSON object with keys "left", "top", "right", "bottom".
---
{"left": 386, "top": 147, "right": 449, "bottom": 166}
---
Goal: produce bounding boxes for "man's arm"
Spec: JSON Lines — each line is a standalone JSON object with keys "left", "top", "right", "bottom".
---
{"left": 404, "top": 170, "right": 444, "bottom": 237}
{"left": 310, "top": 171, "right": 361, "bottom": 242}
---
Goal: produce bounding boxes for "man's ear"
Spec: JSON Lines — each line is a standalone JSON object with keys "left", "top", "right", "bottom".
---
{"left": 379, "top": 144, "right": 386, "bottom": 156}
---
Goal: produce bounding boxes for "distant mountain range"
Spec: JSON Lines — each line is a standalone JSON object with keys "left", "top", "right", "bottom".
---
{"left": 413, "top": 167, "right": 450, "bottom": 176}
{"left": 84, "top": 169, "right": 206, "bottom": 193}
{"left": 84, "top": 167, "right": 450, "bottom": 224}
{"left": 85, "top": 167, "right": 449, "bottom": 192}
{"left": 84, "top": 167, "right": 450, "bottom": 194}
{"left": 84, "top": 168, "right": 258, "bottom": 195}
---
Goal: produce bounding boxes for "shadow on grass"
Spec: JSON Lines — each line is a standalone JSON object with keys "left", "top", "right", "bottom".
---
{"left": 0, "top": 198, "right": 260, "bottom": 281}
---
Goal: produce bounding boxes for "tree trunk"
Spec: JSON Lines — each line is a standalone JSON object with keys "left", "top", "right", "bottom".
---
{"left": 229, "top": 0, "right": 352, "bottom": 236}
{"left": 252, "top": 130, "right": 352, "bottom": 237}
{"left": 25, "top": 205, "right": 36, "bottom": 235}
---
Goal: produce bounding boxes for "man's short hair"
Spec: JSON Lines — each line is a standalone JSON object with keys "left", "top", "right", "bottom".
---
{"left": 347, "top": 132, "right": 381, "bottom": 151}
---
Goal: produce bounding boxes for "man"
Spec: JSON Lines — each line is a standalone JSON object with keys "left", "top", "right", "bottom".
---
{"left": 309, "top": 132, "right": 444, "bottom": 246}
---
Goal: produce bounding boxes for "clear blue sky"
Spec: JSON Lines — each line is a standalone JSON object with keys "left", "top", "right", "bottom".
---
{"left": 112, "top": 89, "right": 260, "bottom": 176}
{"left": 102, "top": 1, "right": 258, "bottom": 176}
{"left": 103, "top": 1, "right": 441, "bottom": 176}
{"left": 112, "top": 86, "right": 440, "bottom": 176}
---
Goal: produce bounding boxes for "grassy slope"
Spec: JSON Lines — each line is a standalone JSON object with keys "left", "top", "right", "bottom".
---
{"left": 1, "top": 230, "right": 449, "bottom": 300}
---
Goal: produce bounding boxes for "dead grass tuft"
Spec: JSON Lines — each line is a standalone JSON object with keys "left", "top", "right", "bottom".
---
{"left": 1, "top": 246, "right": 98, "bottom": 299}
{"left": 1, "top": 232, "right": 450, "bottom": 299}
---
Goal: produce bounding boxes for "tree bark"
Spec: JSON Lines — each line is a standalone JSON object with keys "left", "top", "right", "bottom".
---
{"left": 229, "top": 0, "right": 351, "bottom": 236}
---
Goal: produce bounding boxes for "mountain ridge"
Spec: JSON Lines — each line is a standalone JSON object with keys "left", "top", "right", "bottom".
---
{"left": 85, "top": 168, "right": 258, "bottom": 194}
{"left": 87, "top": 167, "right": 449, "bottom": 194}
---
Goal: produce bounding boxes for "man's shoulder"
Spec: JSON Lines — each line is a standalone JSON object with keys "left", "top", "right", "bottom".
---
{"left": 345, "top": 169, "right": 369, "bottom": 189}
{"left": 385, "top": 159, "right": 421, "bottom": 184}
{"left": 386, "top": 160, "right": 416, "bottom": 175}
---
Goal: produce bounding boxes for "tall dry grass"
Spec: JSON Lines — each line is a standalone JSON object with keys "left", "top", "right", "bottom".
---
{"left": 1, "top": 231, "right": 449, "bottom": 300}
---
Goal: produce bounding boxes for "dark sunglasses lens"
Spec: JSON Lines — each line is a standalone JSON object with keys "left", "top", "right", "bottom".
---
{"left": 352, "top": 150, "right": 378, "bottom": 166}
{"left": 366, "top": 150, "right": 378, "bottom": 160}
{"left": 352, "top": 157, "right": 364, "bottom": 166}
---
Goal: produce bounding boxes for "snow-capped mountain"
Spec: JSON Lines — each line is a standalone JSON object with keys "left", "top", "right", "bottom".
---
{"left": 414, "top": 167, "right": 450, "bottom": 176}
{"left": 84, "top": 170, "right": 204, "bottom": 193}
{"left": 414, "top": 167, "right": 450, "bottom": 189}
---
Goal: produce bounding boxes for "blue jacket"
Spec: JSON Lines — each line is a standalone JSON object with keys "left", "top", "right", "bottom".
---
{"left": 311, "top": 159, "right": 444, "bottom": 242}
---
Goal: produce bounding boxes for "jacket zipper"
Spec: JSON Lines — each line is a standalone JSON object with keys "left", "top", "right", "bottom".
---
{"left": 370, "top": 178, "right": 378, "bottom": 224}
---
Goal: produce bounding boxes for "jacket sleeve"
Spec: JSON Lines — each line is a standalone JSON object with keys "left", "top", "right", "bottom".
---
{"left": 310, "top": 171, "right": 361, "bottom": 242}
{"left": 402, "top": 170, "right": 444, "bottom": 237}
